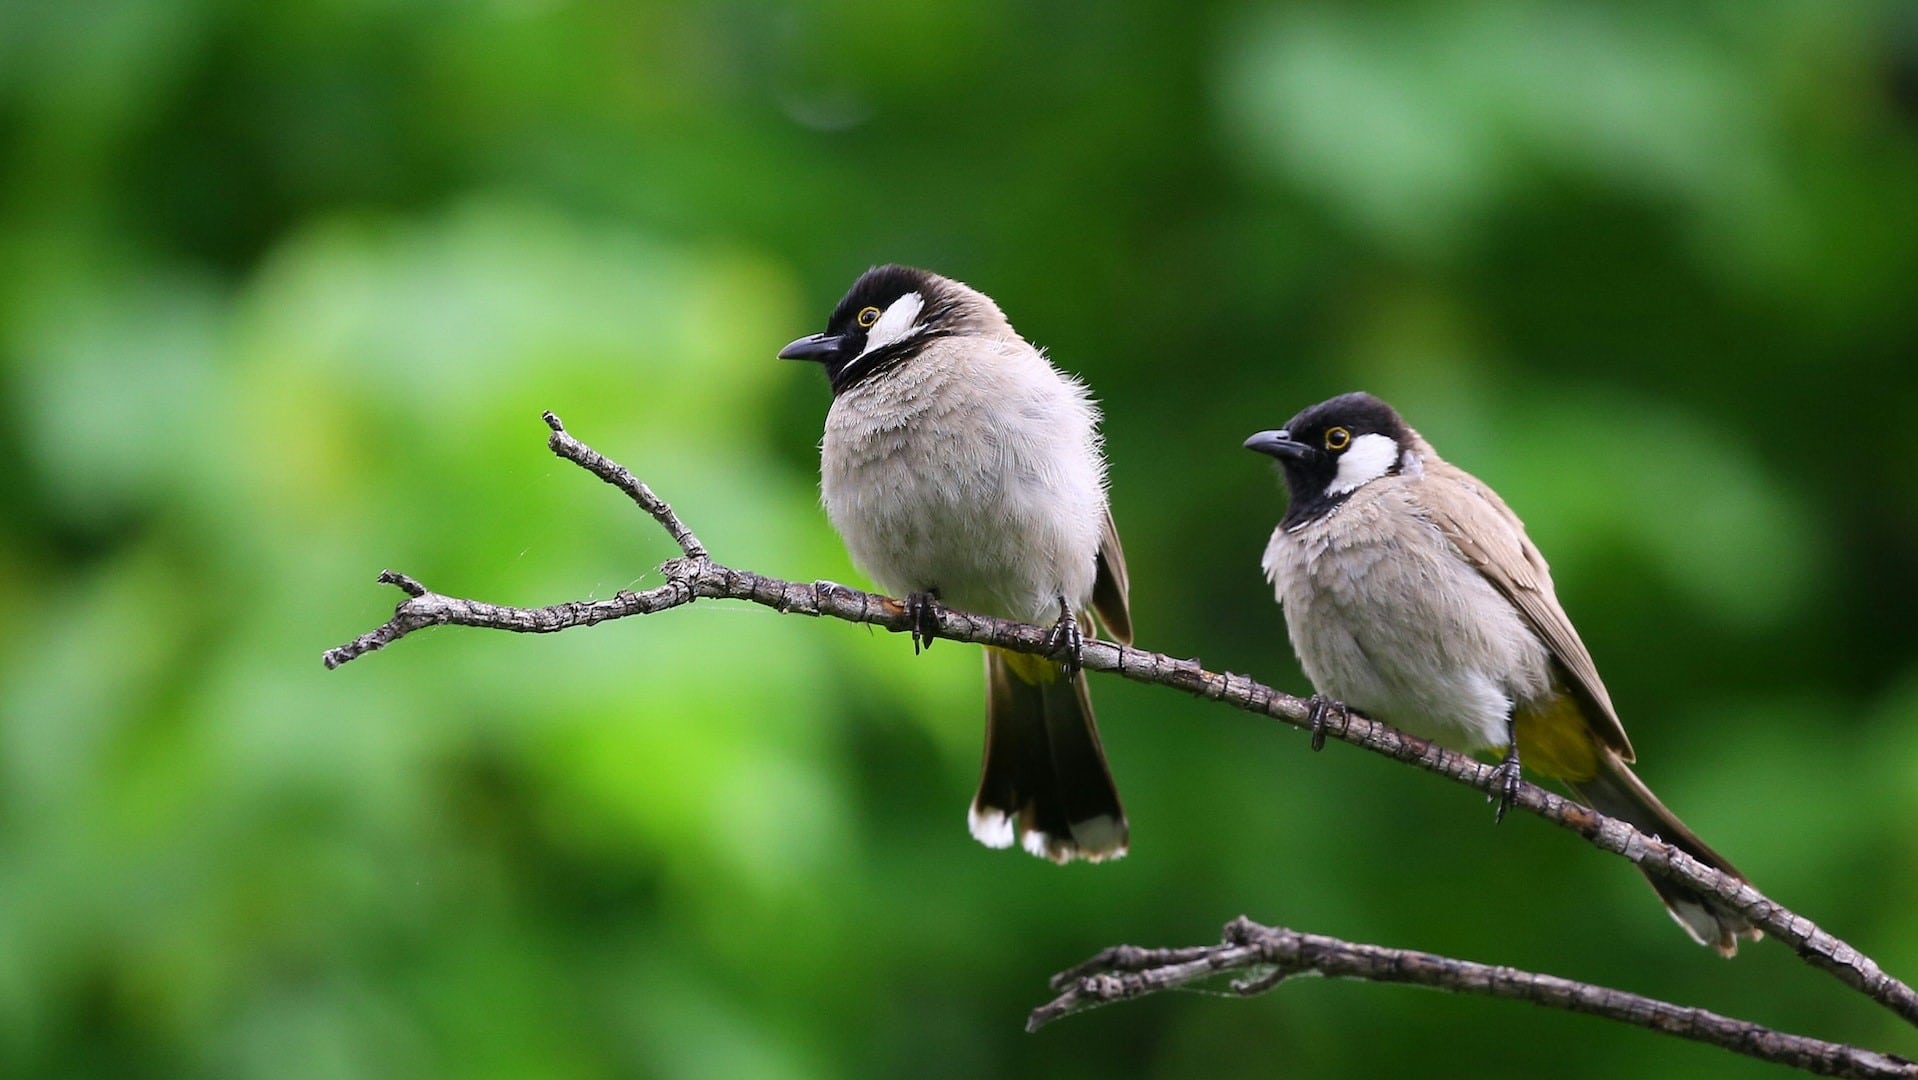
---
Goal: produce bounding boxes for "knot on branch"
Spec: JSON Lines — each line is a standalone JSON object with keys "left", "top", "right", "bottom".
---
{"left": 1223, "top": 915, "right": 1265, "bottom": 948}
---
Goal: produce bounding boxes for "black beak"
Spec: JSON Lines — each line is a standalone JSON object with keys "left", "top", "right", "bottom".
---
{"left": 1245, "top": 429, "right": 1310, "bottom": 461}
{"left": 778, "top": 333, "right": 844, "bottom": 361}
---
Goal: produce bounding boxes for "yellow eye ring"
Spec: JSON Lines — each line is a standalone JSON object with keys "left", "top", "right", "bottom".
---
{"left": 1324, "top": 426, "right": 1351, "bottom": 451}
{"left": 856, "top": 306, "right": 882, "bottom": 328}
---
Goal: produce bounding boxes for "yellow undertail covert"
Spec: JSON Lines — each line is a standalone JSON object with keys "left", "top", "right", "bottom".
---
{"left": 990, "top": 646, "right": 1064, "bottom": 684}
{"left": 1512, "top": 691, "right": 1601, "bottom": 783}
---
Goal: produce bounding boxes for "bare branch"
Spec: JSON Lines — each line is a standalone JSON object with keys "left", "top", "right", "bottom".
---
{"left": 542, "top": 410, "right": 707, "bottom": 560}
{"left": 321, "top": 569, "right": 695, "bottom": 670}
{"left": 321, "top": 412, "right": 1918, "bottom": 1061}
{"left": 1029, "top": 918, "right": 1917, "bottom": 1079}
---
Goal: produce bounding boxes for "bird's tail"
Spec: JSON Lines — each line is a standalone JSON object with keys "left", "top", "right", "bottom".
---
{"left": 970, "top": 647, "right": 1127, "bottom": 863}
{"left": 1568, "top": 755, "right": 1760, "bottom": 956}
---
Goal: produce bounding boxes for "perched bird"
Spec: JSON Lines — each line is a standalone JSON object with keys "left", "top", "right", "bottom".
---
{"left": 780, "top": 265, "right": 1132, "bottom": 863}
{"left": 1246, "top": 392, "right": 1757, "bottom": 954}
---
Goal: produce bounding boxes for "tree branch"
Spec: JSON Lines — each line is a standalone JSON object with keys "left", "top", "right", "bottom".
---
{"left": 542, "top": 411, "right": 706, "bottom": 560}
{"left": 1029, "top": 918, "right": 1916, "bottom": 1079}
{"left": 322, "top": 413, "right": 1918, "bottom": 1068}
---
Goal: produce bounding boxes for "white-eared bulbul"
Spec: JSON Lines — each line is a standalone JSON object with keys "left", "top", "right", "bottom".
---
{"left": 782, "top": 265, "right": 1131, "bottom": 863}
{"left": 1248, "top": 392, "right": 1758, "bottom": 954}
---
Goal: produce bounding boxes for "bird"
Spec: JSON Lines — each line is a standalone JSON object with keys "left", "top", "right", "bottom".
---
{"left": 1246, "top": 391, "right": 1758, "bottom": 954}
{"left": 780, "top": 264, "right": 1132, "bottom": 863}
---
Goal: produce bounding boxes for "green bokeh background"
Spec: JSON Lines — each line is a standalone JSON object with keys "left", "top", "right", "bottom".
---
{"left": 4, "top": 2, "right": 1918, "bottom": 1076}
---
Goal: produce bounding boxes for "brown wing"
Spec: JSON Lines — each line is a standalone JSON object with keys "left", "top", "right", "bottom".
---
{"left": 1416, "top": 457, "right": 1635, "bottom": 761}
{"left": 1089, "top": 507, "right": 1133, "bottom": 645}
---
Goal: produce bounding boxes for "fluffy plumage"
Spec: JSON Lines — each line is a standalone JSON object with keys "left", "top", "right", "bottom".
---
{"left": 822, "top": 331, "right": 1108, "bottom": 626}
{"left": 1251, "top": 392, "right": 1757, "bottom": 954}
{"left": 785, "top": 265, "right": 1131, "bottom": 862}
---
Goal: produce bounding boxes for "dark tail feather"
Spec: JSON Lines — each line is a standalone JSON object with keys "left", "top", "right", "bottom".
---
{"left": 972, "top": 649, "right": 1127, "bottom": 863}
{"left": 1570, "top": 755, "right": 1759, "bottom": 956}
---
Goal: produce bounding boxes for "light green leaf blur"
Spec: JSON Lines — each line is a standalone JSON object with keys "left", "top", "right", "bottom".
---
{"left": 2, "top": 2, "right": 1915, "bottom": 1077}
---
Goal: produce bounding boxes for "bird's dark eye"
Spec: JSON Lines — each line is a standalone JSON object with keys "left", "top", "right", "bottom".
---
{"left": 856, "top": 306, "right": 882, "bottom": 328}
{"left": 1324, "top": 426, "right": 1351, "bottom": 451}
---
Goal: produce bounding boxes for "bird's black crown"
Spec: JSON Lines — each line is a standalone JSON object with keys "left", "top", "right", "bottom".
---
{"left": 1250, "top": 392, "right": 1416, "bottom": 528}
{"left": 781, "top": 264, "right": 959, "bottom": 394}
{"left": 826, "top": 264, "right": 940, "bottom": 336}
{"left": 1280, "top": 392, "right": 1411, "bottom": 450}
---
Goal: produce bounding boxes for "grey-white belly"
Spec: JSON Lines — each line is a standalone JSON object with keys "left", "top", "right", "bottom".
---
{"left": 821, "top": 390, "right": 1102, "bottom": 626}
{"left": 1263, "top": 492, "right": 1551, "bottom": 753}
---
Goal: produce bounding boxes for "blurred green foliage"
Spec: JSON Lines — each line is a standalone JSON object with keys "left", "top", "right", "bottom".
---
{"left": 3, "top": 1, "right": 1917, "bottom": 1076}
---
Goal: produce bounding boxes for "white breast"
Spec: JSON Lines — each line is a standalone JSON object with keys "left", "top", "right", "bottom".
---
{"left": 821, "top": 336, "right": 1108, "bottom": 625}
{"left": 1262, "top": 481, "right": 1553, "bottom": 753}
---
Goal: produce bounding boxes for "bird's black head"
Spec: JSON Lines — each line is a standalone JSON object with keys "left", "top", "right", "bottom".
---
{"left": 1245, "top": 392, "right": 1418, "bottom": 527}
{"left": 779, "top": 265, "right": 961, "bottom": 394}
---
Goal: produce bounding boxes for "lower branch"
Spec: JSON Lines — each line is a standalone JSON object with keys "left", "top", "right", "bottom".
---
{"left": 1030, "top": 918, "right": 1916, "bottom": 1079}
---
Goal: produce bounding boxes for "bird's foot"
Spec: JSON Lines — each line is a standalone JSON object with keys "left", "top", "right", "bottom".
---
{"left": 1044, "top": 596, "right": 1084, "bottom": 675}
{"left": 905, "top": 590, "right": 941, "bottom": 654}
{"left": 1303, "top": 694, "right": 1348, "bottom": 752}
{"left": 1489, "top": 744, "right": 1523, "bottom": 823}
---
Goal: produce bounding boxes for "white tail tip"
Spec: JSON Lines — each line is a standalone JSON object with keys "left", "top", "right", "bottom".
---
{"left": 968, "top": 805, "right": 1016, "bottom": 849}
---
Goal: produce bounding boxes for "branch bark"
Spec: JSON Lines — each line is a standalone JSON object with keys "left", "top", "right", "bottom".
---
{"left": 323, "top": 412, "right": 1918, "bottom": 1070}
{"left": 1030, "top": 918, "right": 1916, "bottom": 1079}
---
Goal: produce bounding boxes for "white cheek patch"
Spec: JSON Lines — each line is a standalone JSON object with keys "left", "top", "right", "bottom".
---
{"left": 857, "top": 291, "right": 924, "bottom": 357}
{"left": 1329, "top": 432, "right": 1400, "bottom": 494}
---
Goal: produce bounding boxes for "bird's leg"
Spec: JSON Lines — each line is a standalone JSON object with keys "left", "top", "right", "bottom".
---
{"left": 1489, "top": 720, "right": 1522, "bottom": 823}
{"left": 1303, "top": 695, "right": 1348, "bottom": 752}
{"left": 1044, "top": 594, "right": 1084, "bottom": 675}
{"left": 905, "top": 589, "right": 941, "bottom": 654}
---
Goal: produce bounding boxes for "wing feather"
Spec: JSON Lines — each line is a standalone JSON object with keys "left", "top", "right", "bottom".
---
{"left": 1416, "top": 458, "right": 1635, "bottom": 761}
{"left": 1090, "top": 508, "right": 1133, "bottom": 645}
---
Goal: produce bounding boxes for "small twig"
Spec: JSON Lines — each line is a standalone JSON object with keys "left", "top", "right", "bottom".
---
{"left": 542, "top": 410, "right": 707, "bottom": 560}
{"left": 322, "top": 412, "right": 1918, "bottom": 1051}
{"left": 1029, "top": 918, "right": 1917, "bottom": 1079}
{"left": 321, "top": 572, "right": 694, "bottom": 670}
